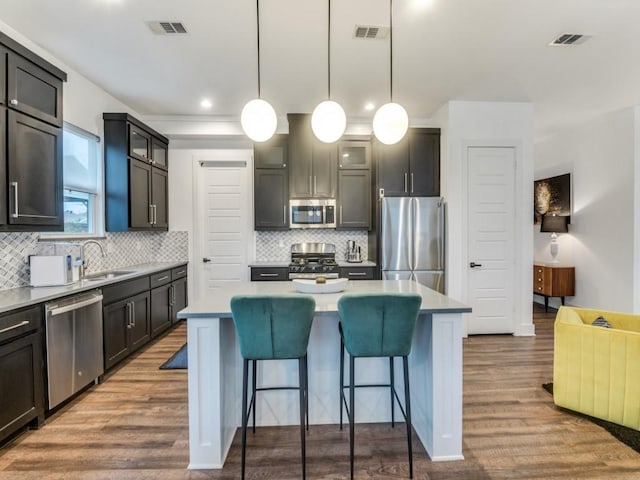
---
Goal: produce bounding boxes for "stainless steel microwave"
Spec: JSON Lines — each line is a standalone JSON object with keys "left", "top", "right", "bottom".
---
{"left": 290, "top": 199, "right": 336, "bottom": 229}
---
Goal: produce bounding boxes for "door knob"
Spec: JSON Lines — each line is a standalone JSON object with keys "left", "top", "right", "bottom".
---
{"left": 202, "top": 257, "right": 211, "bottom": 263}
{"left": 469, "top": 262, "right": 483, "bottom": 268}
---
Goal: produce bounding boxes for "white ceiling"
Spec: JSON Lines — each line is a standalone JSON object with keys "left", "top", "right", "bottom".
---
{"left": 1, "top": 0, "right": 640, "bottom": 138}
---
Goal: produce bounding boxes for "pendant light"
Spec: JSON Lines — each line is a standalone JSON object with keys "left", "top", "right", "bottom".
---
{"left": 241, "top": 0, "right": 277, "bottom": 142}
{"left": 311, "top": 0, "right": 346, "bottom": 143}
{"left": 373, "top": 0, "right": 408, "bottom": 145}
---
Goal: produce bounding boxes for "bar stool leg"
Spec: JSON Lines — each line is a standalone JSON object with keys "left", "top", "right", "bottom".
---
{"left": 340, "top": 339, "right": 345, "bottom": 430}
{"left": 304, "top": 355, "right": 309, "bottom": 431}
{"left": 389, "top": 356, "right": 395, "bottom": 428}
{"left": 241, "top": 358, "right": 249, "bottom": 480}
{"left": 252, "top": 360, "right": 257, "bottom": 434}
{"left": 403, "top": 356, "right": 413, "bottom": 479}
{"left": 349, "top": 355, "right": 355, "bottom": 480}
{"left": 298, "top": 357, "right": 307, "bottom": 480}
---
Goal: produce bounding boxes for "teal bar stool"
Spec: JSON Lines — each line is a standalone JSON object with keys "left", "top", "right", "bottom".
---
{"left": 230, "top": 294, "right": 316, "bottom": 480}
{"left": 337, "top": 293, "right": 422, "bottom": 480}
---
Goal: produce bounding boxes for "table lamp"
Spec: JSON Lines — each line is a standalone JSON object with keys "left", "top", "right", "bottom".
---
{"left": 540, "top": 214, "right": 569, "bottom": 264}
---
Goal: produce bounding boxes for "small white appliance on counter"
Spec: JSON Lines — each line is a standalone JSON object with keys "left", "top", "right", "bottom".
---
{"left": 29, "top": 255, "right": 74, "bottom": 287}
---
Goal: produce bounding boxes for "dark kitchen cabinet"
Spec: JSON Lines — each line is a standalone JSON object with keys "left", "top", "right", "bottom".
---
{"left": 339, "top": 266, "right": 376, "bottom": 280}
{"left": 251, "top": 266, "right": 289, "bottom": 281}
{"left": 150, "top": 270, "right": 172, "bottom": 338}
{"left": 104, "top": 113, "right": 170, "bottom": 231}
{"left": 171, "top": 266, "right": 188, "bottom": 324}
{"left": 6, "top": 110, "right": 63, "bottom": 228}
{"left": 375, "top": 128, "right": 440, "bottom": 197}
{"left": 337, "top": 170, "right": 371, "bottom": 229}
{"left": 0, "top": 305, "right": 44, "bottom": 444}
{"left": 7, "top": 51, "right": 63, "bottom": 127}
{"left": 0, "top": 35, "right": 66, "bottom": 232}
{"left": 288, "top": 114, "right": 336, "bottom": 199}
{"left": 338, "top": 141, "right": 370, "bottom": 169}
{"left": 254, "top": 134, "right": 289, "bottom": 230}
{"left": 103, "top": 276, "right": 152, "bottom": 370}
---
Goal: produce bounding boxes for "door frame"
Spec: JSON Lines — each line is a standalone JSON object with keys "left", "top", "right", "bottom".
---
{"left": 459, "top": 140, "right": 534, "bottom": 336}
{"left": 192, "top": 150, "right": 254, "bottom": 303}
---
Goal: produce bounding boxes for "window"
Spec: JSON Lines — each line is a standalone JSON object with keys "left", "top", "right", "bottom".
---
{"left": 58, "top": 123, "right": 103, "bottom": 236}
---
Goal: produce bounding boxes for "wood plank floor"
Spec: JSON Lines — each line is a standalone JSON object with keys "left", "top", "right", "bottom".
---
{"left": 1, "top": 305, "right": 639, "bottom": 479}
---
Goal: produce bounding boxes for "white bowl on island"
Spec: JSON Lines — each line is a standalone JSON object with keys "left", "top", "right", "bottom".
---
{"left": 293, "top": 277, "right": 348, "bottom": 294}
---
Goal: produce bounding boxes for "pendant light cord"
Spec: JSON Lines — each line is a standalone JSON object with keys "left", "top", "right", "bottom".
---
{"left": 256, "top": 0, "right": 262, "bottom": 98}
{"left": 389, "top": 0, "right": 394, "bottom": 102}
{"left": 327, "top": 0, "right": 331, "bottom": 99}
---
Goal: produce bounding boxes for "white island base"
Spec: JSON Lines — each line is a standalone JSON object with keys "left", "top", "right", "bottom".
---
{"left": 178, "top": 280, "right": 470, "bottom": 470}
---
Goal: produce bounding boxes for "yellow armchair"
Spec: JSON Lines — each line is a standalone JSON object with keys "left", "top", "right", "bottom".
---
{"left": 553, "top": 306, "right": 640, "bottom": 430}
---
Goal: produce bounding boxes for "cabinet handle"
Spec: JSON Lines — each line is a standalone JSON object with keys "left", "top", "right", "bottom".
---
{"left": 259, "top": 273, "right": 279, "bottom": 277}
{"left": 283, "top": 205, "right": 287, "bottom": 224}
{"left": 340, "top": 205, "right": 343, "bottom": 224}
{"left": 149, "top": 205, "right": 153, "bottom": 224}
{"left": 309, "top": 176, "right": 313, "bottom": 194}
{"left": 0, "top": 320, "right": 29, "bottom": 334}
{"left": 153, "top": 204, "right": 158, "bottom": 225}
{"left": 411, "top": 173, "right": 414, "bottom": 193}
{"left": 10, "top": 182, "right": 18, "bottom": 218}
{"left": 404, "top": 173, "right": 408, "bottom": 193}
{"left": 156, "top": 275, "right": 169, "bottom": 282}
{"left": 348, "top": 272, "right": 367, "bottom": 276}
{"left": 10, "top": 99, "right": 18, "bottom": 105}
{"left": 169, "top": 285, "right": 175, "bottom": 306}
{"left": 175, "top": 270, "right": 186, "bottom": 276}
{"left": 131, "top": 302, "right": 136, "bottom": 327}
{"left": 314, "top": 176, "right": 317, "bottom": 195}
{"left": 126, "top": 302, "right": 132, "bottom": 329}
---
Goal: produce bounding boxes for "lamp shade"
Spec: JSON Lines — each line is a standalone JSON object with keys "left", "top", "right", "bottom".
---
{"left": 372, "top": 102, "right": 409, "bottom": 145}
{"left": 311, "top": 100, "right": 346, "bottom": 143}
{"left": 241, "top": 98, "right": 277, "bottom": 142}
{"left": 540, "top": 214, "right": 568, "bottom": 233}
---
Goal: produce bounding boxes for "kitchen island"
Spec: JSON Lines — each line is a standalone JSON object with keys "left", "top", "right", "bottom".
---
{"left": 177, "top": 279, "right": 470, "bottom": 470}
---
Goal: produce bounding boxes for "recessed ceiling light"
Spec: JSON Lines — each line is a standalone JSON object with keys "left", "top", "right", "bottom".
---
{"left": 364, "top": 102, "right": 375, "bottom": 111}
{"left": 200, "top": 99, "right": 213, "bottom": 109}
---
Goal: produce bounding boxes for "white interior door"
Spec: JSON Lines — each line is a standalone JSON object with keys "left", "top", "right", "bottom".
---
{"left": 467, "top": 146, "right": 516, "bottom": 334}
{"left": 194, "top": 158, "right": 252, "bottom": 299}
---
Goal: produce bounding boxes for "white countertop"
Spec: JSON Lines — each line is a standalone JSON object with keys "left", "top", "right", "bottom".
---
{"left": 178, "top": 279, "right": 469, "bottom": 318}
{"left": 0, "top": 261, "right": 187, "bottom": 314}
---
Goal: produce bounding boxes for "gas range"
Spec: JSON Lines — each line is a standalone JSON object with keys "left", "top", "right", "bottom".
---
{"left": 288, "top": 243, "right": 340, "bottom": 280}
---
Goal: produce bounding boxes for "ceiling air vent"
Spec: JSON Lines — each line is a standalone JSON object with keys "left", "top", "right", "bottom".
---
{"left": 353, "top": 25, "right": 389, "bottom": 40}
{"left": 549, "top": 33, "right": 590, "bottom": 46}
{"left": 147, "top": 21, "right": 188, "bottom": 35}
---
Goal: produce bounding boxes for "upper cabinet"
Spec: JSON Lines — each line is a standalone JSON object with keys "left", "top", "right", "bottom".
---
{"left": 0, "top": 34, "right": 67, "bottom": 232}
{"left": 375, "top": 128, "right": 440, "bottom": 197}
{"left": 288, "top": 114, "right": 337, "bottom": 199}
{"left": 103, "top": 113, "right": 169, "bottom": 231}
{"left": 254, "top": 134, "right": 289, "bottom": 230}
{"left": 337, "top": 139, "right": 372, "bottom": 230}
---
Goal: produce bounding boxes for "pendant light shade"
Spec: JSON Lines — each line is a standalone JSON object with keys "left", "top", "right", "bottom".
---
{"left": 311, "top": 100, "right": 346, "bottom": 143}
{"left": 311, "top": 0, "right": 346, "bottom": 143}
{"left": 373, "top": 0, "right": 408, "bottom": 145}
{"left": 241, "top": 0, "right": 276, "bottom": 143}
{"left": 373, "top": 102, "right": 408, "bottom": 145}
{"left": 241, "top": 99, "right": 277, "bottom": 143}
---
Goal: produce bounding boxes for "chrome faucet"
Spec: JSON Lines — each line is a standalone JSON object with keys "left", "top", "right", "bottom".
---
{"left": 80, "top": 240, "right": 106, "bottom": 278}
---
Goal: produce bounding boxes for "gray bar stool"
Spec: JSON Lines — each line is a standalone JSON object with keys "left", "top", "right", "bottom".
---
{"left": 338, "top": 293, "right": 422, "bottom": 479}
{"left": 230, "top": 294, "right": 316, "bottom": 480}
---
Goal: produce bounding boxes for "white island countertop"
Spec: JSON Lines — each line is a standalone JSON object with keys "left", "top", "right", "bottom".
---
{"left": 178, "top": 279, "right": 469, "bottom": 319}
{"left": 178, "top": 279, "right": 470, "bottom": 470}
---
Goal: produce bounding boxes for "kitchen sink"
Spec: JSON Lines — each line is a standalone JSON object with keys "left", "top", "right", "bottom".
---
{"left": 83, "top": 270, "right": 135, "bottom": 282}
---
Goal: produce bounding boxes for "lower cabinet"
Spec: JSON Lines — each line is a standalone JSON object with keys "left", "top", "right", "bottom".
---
{"left": 103, "top": 291, "right": 151, "bottom": 370}
{"left": 171, "top": 269, "right": 188, "bottom": 323}
{"left": 0, "top": 306, "right": 44, "bottom": 443}
{"left": 251, "top": 267, "right": 289, "bottom": 281}
{"left": 339, "top": 266, "right": 376, "bottom": 280}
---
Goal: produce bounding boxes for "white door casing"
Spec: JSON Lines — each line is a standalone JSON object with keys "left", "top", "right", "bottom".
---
{"left": 466, "top": 146, "right": 516, "bottom": 334}
{"left": 193, "top": 153, "right": 252, "bottom": 302}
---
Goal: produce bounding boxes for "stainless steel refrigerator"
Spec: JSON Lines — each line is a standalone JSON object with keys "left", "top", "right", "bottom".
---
{"left": 381, "top": 197, "right": 445, "bottom": 293}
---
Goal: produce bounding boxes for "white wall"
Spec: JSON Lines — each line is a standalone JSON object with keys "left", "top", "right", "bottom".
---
{"left": 534, "top": 108, "right": 636, "bottom": 311}
{"left": 435, "top": 101, "right": 535, "bottom": 335}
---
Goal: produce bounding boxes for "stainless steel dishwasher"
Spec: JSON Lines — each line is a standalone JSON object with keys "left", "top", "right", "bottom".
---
{"left": 45, "top": 290, "right": 104, "bottom": 409}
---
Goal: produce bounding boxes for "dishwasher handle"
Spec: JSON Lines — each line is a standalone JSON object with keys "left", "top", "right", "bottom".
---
{"left": 47, "top": 294, "right": 104, "bottom": 316}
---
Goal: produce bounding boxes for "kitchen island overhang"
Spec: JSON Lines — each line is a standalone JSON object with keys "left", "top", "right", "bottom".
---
{"left": 177, "top": 279, "right": 471, "bottom": 470}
